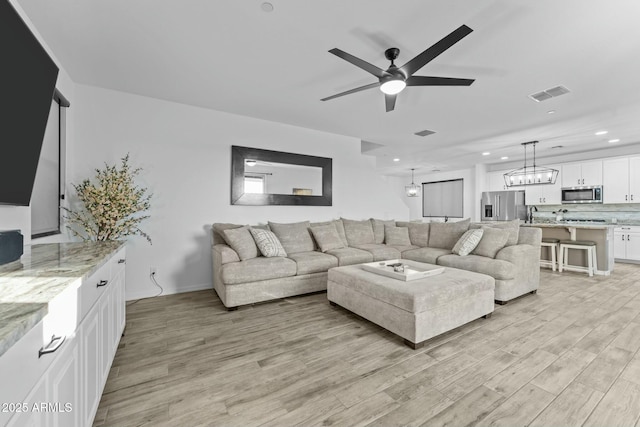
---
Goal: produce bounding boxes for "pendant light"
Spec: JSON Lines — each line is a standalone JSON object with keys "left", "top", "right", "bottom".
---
{"left": 405, "top": 168, "right": 420, "bottom": 197}
{"left": 504, "top": 141, "right": 559, "bottom": 187}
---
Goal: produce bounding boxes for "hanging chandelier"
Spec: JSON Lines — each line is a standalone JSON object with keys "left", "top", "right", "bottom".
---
{"left": 503, "top": 141, "right": 559, "bottom": 187}
{"left": 405, "top": 168, "right": 420, "bottom": 197}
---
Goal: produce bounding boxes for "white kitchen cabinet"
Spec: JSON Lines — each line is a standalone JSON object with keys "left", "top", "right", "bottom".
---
{"left": 562, "top": 160, "right": 602, "bottom": 187}
{"left": 1, "top": 247, "right": 126, "bottom": 427}
{"left": 487, "top": 171, "right": 510, "bottom": 191}
{"left": 614, "top": 226, "right": 640, "bottom": 261}
{"left": 524, "top": 164, "right": 562, "bottom": 205}
{"left": 603, "top": 156, "right": 640, "bottom": 204}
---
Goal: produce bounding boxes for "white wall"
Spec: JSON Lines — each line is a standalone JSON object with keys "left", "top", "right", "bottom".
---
{"left": 0, "top": 0, "right": 75, "bottom": 244}
{"left": 390, "top": 168, "right": 480, "bottom": 222}
{"left": 70, "top": 84, "right": 408, "bottom": 300}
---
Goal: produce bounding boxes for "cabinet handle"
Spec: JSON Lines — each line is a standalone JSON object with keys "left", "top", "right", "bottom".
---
{"left": 622, "top": 235, "right": 625, "bottom": 241}
{"left": 578, "top": 179, "right": 580, "bottom": 185}
{"left": 97, "top": 279, "right": 109, "bottom": 288}
{"left": 38, "top": 335, "right": 66, "bottom": 358}
{"left": 543, "top": 198, "right": 546, "bottom": 203}
{"left": 118, "top": 259, "right": 126, "bottom": 264}
{"left": 582, "top": 178, "right": 585, "bottom": 184}
{"left": 626, "top": 195, "right": 629, "bottom": 201}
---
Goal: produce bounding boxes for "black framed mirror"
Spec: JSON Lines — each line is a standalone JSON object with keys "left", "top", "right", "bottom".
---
{"left": 231, "top": 145, "right": 332, "bottom": 206}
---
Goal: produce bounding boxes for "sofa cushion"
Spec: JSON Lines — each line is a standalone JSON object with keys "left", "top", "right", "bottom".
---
{"left": 249, "top": 228, "right": 287, "bottom": 257}
{"left": 212, "top": 223, "right": 242, "bottom": 245}
{"left": 428, "top": 219, "right": 470, "bottom": 250}
{"left": 472, "top": 227, "right": 510, "bottom": 258}
{"left": 397, "top": 222, "right": 430, "bottom": 247}
{"left": 472, "top": 219, "right": 520, "bottom": 246}
{"left": 342, "top": 218, "right": 375, "bottom": 246}
{"left": 452, "top": 229, "right": 484, "bottom": 256}
{"left": 221, "top": 226, "right": 259, "bottom": 261}
{"left": 287, "top": 251, "right": 339, "bottom": 275}
{"left": 437, "top": 254, "right": 516, "bottom": 281}
{"left": 268, "top": 221, "right": 315, "bottom": 254}
{"left": 310, "top": 224, "right": 345, "bottom": 253}
{"left": 332, "top": 219, "right": 349, "bottom": 247}
{"left": 385, "top": 225, "right": 411, "bottom": 246}
{"left": 402, "top": 247, "right": 452, "bottom": 264}
{"left": 352, "top": 244, "right": 401, "bottom": 261}
{"left": 221, "top": 257, "right": 297, "bottom": 285}
{"left": 371, "top": 218, "right": 396, "bottom": 244}
{"left": 326, "top": 247, "right": 374, "bottom": 266}
{"left": 387, "top": 244, "right": 421, "bottom": 254}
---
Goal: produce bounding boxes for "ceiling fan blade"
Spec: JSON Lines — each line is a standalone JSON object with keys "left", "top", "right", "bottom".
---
{"left": 385, "top": 94, "right": 397, "bottom": 112}
{"left": 406, "top": 76, "right": 475, "bottom": 86}
{"left": 321, "top": 82, "right": 380, "bottom": 102}
{"left": 329, "top": 48, "right": 389, "bottom": 79}
{"left": 400, "top": 25, "right": 473, "bottom": 77}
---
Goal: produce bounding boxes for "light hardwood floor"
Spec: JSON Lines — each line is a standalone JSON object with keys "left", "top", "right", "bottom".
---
{"left": 95, "top": 264, "right": 640, "bottom": 426}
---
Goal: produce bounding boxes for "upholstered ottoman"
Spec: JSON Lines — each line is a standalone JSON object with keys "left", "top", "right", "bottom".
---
{"left": 327, "top": 260, "right": 495, "bottom": 349}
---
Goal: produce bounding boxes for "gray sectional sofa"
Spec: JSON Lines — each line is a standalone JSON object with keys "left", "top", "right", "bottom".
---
{"left": 211, "top": 218, "right": 541, "bottom": 310}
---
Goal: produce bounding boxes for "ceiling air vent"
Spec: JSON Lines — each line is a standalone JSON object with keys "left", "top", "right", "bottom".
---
{"left": 529, "top": 85, "right": 570, "bottom": 102}
{"left": 414, "top": 129, "right": 436, "bottom": 137}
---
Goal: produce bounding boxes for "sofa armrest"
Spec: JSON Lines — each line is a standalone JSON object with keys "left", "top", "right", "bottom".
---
{"left": 213, "top": 244, "right": 240, "bottom": 264}
{"left": 495, "top": 243, "right": 540, "bottom": 297}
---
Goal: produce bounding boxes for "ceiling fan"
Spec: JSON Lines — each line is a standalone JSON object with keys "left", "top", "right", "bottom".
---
{"left": 321, "top": 25, "right": 475, "bottom": 112}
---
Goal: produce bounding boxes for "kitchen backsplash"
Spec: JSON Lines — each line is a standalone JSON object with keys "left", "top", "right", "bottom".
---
{"left": 532, "top": 204, "right": 640, "bottom": 225}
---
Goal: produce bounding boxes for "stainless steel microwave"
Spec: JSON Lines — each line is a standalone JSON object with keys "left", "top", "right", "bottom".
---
{"left": 561, "top": 186, "right": 603, "bottom": 204}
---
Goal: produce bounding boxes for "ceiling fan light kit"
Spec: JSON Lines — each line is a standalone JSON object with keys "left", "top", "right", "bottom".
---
{"left": 406, "top": 168, "right": 421, "bottom": 197}
{"left": 503, "top": 141, "right": 559, "bottom": 187}
{"left": 321, "top": 25, "right": 475, "bottom": 112}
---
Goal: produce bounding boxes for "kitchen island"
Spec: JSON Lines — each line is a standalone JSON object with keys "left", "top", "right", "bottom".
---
{"left": 522, "top": 222, "right": 615, "bottom": 275}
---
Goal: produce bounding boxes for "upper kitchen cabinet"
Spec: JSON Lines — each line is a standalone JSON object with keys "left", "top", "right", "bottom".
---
{"left": 487, "top": 170, "right": 510, "bottom": 192}
{"left": 603, "top": 156, "right": 640, "bottom": 203}
{"left": 562, "top": 161, "right": 603, "bottom": 187}
{"left": 524, "top": 164, "right": 562, "bottom": 205}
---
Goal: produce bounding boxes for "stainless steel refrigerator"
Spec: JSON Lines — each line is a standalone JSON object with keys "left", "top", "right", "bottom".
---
{"left": 481, "top": 191, "right": 527, "bottom": 221}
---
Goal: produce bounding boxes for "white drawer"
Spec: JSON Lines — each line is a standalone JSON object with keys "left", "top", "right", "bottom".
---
{"left": 78, "top": 263, "right": 110, "bottom": 323}
{"left": 110, "top": 248, "right": 126, "bottom": 277}
{"left": 0, "top": 320, "right": 61, "bottom": 426}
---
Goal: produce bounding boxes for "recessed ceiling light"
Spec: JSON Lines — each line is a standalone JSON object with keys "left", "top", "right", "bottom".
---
{"left": 393, "top": 158, "right": 400, "bottom": 162}
{"left": 261, "top": 2, "right": 274, "bottom": 12}
{"left": 608, "top": 139, "right": 620, "bottom": 143}
{"left": 482, "top": 152, "right": 490, "bottom": 156}
{"left": 595, "top": 130, "right": 608, "bottom": 136}
{"left": 547, "top": 110, "right": 556, "bottom": 114}
{"left": 501, "top": 156, "right": 509, "bottom": 160}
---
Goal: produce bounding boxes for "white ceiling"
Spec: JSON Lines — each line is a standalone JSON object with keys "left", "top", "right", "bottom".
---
{"left": 17, "top": 0, "right": 640, "bottom": 176}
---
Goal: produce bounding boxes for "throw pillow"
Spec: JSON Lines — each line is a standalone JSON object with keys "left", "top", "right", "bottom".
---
{"left": 472, "top": 227, "right": 510, "bottom": 258}
{"left": 333, "top": 219, "right": 349, "bottom": 247}
{"left": 452, "top": 229, "right": 484, "bottom": 256}
{"left": 341, "top": 218, "right": 375, "bottom": 246}
{"left": 310, "top": 224, "right": 345, "bottom": 252}
{"left": 249, "top": 228, "right": 287, "bottom": 257}
{"left": 370, "top": 218, "right": 396, "bottom": 244}
{"left": 484, "top": 220, "right": 520, "bottom": 246}
{"left": 428, "top": 219, "right": 471, "bottom": 250}
{"left": 406, "top": 222, "right": 430, "bottom": 247}
{"left": 221, "top": 226, "right": 259, "bottom": 261}
{"left": 384, "top": 225, "right": 411, "bottom": 246}
{"left": 212, "top": 223, "right": 243, "bottom": 245}
{"left": 268, "top": 221, "right": 314, "bottom": 254}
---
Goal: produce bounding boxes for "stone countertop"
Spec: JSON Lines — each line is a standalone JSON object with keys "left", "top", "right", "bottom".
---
{"left": 0, "top": 241, "right": 124, "bottom": 358}
{"left": 522, "top": 222, "right": 614, "bottom": 230}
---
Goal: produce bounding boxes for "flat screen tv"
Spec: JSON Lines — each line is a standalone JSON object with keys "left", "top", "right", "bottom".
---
{"left": 0, "top": 0, "right": 59, "bottom": 206}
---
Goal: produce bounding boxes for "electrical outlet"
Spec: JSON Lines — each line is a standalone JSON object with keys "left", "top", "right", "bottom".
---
{"left": 150, "top": 266, "right": 157, "bottom": 275}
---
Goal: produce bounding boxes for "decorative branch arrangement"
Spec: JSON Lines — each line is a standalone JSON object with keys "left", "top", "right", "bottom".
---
{"left": 62, "top": 154, "right": 152, "bottom": 244}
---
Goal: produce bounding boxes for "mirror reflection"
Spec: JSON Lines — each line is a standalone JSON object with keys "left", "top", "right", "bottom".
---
{"left": 243, "top": 160, "right": 323, "bottom": 196}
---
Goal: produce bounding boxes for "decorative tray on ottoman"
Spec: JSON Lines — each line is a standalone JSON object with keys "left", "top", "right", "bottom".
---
{"left": 361, "top": 259, "right": 445, "bottom": 282}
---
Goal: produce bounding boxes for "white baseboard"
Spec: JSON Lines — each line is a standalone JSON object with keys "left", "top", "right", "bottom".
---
{"left": 125, "top": 282, "right": 213, "bottom": 301}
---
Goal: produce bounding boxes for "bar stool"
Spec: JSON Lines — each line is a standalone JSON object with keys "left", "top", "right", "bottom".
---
{"left": 558, "top": 240, "right": 597, "bottom": 277}
{"left": 540, "top": 238, "right": 559, "bottom": 271}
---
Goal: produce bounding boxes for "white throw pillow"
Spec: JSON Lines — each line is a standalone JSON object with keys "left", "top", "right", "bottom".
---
{"left": 249, "top": 228, "right": 287, "bottom": 257}
{"left": 452, "top": 229, "right": 484, "bottom": 256}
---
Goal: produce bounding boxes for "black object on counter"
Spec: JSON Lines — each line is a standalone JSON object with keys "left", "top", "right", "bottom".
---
{"left": 0, "top": 230, "right": 24, "bottom": 265}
